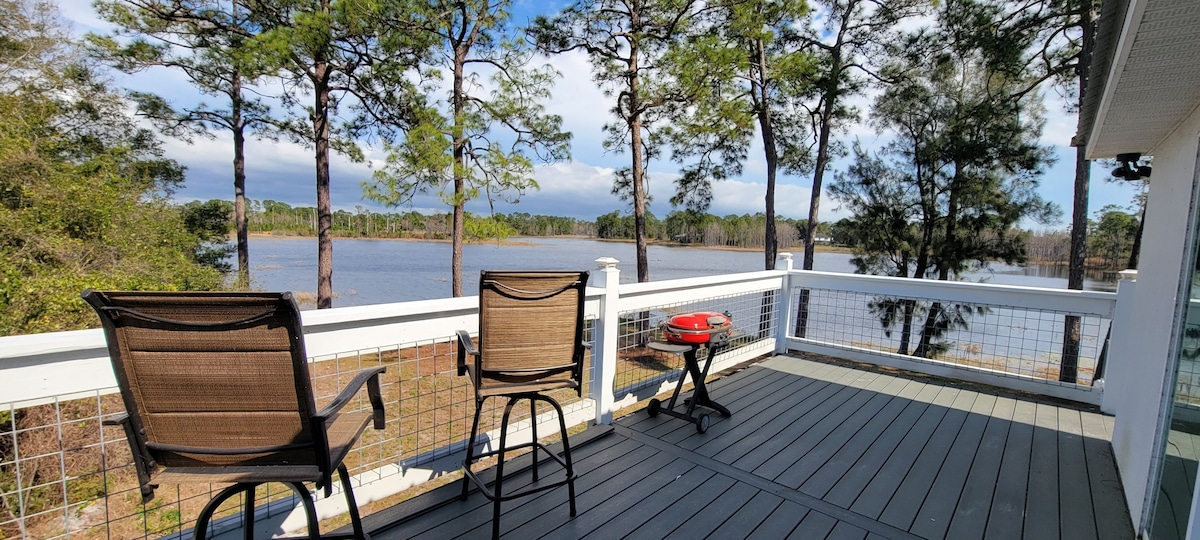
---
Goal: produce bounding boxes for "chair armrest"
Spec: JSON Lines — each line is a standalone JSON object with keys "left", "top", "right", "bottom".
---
{"left": 315, "top": 366, "right": 387, "bottom": 430}
{"left": 102, "top": 412, "right": 157, "bottom": 501}
{"left": 457, "top": 330, "right": 478, "bottom": 377}
{"left": 102, "top": 412, "right": 130, "bottom": 427}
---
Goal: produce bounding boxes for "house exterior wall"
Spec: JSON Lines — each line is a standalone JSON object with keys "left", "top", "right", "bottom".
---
{"left": 1108, "top": 103, "right": 1200, "bottom": 534}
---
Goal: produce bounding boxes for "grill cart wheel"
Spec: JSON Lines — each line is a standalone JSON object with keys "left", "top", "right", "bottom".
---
{"left": 696, "top": 413, "right": 710, "bottom": 433}
{"left": 647, "top": 398, "right": 661, "bottom": 417}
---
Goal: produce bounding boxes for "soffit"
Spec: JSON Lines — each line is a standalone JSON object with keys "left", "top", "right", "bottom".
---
{"left": 1086, "top": 0, "right": 1200, "bottom": 159}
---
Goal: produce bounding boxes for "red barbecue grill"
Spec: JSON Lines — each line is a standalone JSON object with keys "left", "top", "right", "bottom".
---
{"left": 647, "top": 311, "right": 734, "bottom": 433}
{"left": 661, "top": 311, "right": 732, "bottom": 345}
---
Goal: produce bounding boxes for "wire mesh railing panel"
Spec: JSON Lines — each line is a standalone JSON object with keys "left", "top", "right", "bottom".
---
{"left": 1177, "top": 315, "right": 1200, "bottom": 410}
{"left": 0, "top": 390, "right": 212, "bottom": 540}
{"left": 791, "top": 286, "right": 1109, "bottom": 387}
{"left": 614, "top": 290, "right": 779, "bottom": 397}
{"left": 0, "top": 322, "right": 596, "bottom": 539}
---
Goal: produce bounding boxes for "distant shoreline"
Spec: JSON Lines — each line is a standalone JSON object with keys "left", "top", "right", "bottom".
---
{"left": 245, "top": 231, "right": 853, "bottom": 254}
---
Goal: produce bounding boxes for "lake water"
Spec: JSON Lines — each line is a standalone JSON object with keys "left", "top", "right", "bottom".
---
{"left": 247, "top": 236, "right": 1116, "bottom": 307}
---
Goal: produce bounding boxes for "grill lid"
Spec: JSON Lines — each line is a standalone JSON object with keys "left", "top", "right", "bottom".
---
{"left": 662, "top": 311, "right": 732, "bottom": 344}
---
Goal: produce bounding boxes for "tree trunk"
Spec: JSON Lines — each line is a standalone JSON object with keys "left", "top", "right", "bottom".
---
{"left": 314, "top": 57, "right": 333, "bottom": 309}
{"left": 629, "top": 39, "right": 648, "bottom": 284}
{"left": 797, "top": 29, "right": 845, "bottom": 340}
{"left": 451, "top": 43, "right": 467, "bottom": 297}
{"left": 231, "top": 71, "right": 250, "bottom": 289}
{"left": 1128, "top": 203, "right": 1145, "bottom": 269}
{"left": 914, "top": 167, "right": 962, "bottom": 358}
{"left": 1061, "top": 4, "right": 1096, "bottom": 383}
{"left": 755, "top": 41, "right": 778, "bottom": 272}
{"left": 755, "top": 41, "right": 779, "bottom": 340}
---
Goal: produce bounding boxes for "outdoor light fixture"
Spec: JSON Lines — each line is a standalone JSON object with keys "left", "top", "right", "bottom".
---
{"left": 1112, "top": 152, "right": 1152, "bottom": 181}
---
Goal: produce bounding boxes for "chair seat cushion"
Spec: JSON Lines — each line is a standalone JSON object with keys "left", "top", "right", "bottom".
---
{"left": 476, "top": 377, "right": 580, "bottom": 398}
{"left": 151, "top": 411, "right": 374, "bottom": 486}
{"left": 155, "top": 465, "right": 322, "bottom": 485}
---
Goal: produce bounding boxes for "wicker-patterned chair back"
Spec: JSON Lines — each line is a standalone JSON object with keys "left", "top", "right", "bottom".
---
{"left": 456, "top": 270, "right": 589, "bottom": 539}
{"left": 474, "top": 271, "right": 588, "bottom": 396}
{"left": 85, "top": 291, "right": 316, "bottom": 469}
{"left": 82, "top": 290, "right": 385, "bottom": 540}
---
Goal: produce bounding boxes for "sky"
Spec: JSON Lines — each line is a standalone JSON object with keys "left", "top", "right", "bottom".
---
{"left": 57, "top": 0, "right": 1144, "bottom": 230}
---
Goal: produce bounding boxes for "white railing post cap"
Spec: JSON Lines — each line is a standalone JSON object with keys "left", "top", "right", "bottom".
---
{"left": 778, "top": 252, "right": 793, "bottom": 261}
{"left": 1118, "top": 269, "right": 1138, "bottom": 281}
{"left": 595, "top": 257, "right": 619, "bottom": 269}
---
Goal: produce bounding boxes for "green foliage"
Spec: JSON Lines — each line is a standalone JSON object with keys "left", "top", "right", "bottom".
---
{"left": 829, "top": 0, "right": 1061, "bottom": 357}
{"left": 1088, "top": 204, "right": 1139, "bottom": 269}
{"left": 88, "top": 0, "right": 284, "bottom": 287}
{"left": 0, "top": 1, "right": 223, "bottom": 336}
{"left": 463, "top": 215, "right": 517, "bottom": 240}
{"left": 366, "top": 0, "right": 570, "bottom": 296}
{"left": 182, "top": 200, "right": 234, "bottom": 272}
{"left": 662, "top": 0, "right": 815, "bottom": 212}
{"left": 532, "top": 0, "right": 706, "bottom": 281}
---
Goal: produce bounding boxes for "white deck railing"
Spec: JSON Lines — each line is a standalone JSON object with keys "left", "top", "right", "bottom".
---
{"left": 0, "top": 254, "right": 1122, "bottom": 539}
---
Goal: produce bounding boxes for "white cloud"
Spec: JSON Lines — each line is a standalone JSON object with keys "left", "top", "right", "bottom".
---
{"left": 63, "top": 0, "right": 1120, "bottom": 231}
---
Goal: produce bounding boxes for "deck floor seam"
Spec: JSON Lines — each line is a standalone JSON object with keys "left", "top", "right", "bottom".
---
{"left": 614, "top": 424, "right": 923, "bottom": 540}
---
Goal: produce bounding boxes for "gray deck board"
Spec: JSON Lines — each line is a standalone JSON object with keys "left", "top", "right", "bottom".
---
{"left": 984, "top": 399, "right": 1036, "bottom": 539}
{"left": 625, "top": 365, "right": 777, "bottom": 437}
{"left": 581, "top": 467, "right": 718, "bottom": 540}
{"left": 827, "top": 521, "right": 870, "bottom": 540}
{"left": 1058, "top": 410, "right": 1100, "bottom": 540}
{"left": 876, "top": 388, "right": 977, "bottom": 530}
{"left": 365, "top": 356, "right": 1133, "bottom": 540}
{"left": 822, "top": 383, "right": 938, "bottom": 507}
{"left": 495, "top": 448, "right": 682, "bottom": 539}
{"left": 780, "top": 377, "right": 916, "bottom": 493}
{"left": 622, "top": 474, "right": 739, "bottom": 540}
{"left": 908, "top": 392, "right": 995, "bottom": 540}
{"left": 848, "top": 386, "right": 958, "bottom": 519}
{"left": 746, "top": 501, "right": 809, "bottom": 539}
{"left": 700, "top": 375, "right": 840, "bottom": 461}
{"left": 1024, "top": 403, "right": 1062, "bottom": 540}
{"left": 745, "top": 384, "right": 869, "bottom": 479}
{"left": 945, "top": 396, "right": 1014, "bottom": 540}
{"left": 533, "top": 458, "right": 696, "bottom": 540}
{"left": 1085, "top": 427, "right": 1135, "bottom": 540}
{"left": 662, "top": 481, "right": 761, "bottom": 540}
{"left": 773, "top": 387, "right": 900, "bottom": 489}
{"left": 791, "top": 510, "right": 839, "bottom": 538}
{"left": 705, "top": 490, "right": 785, "bottom": 539}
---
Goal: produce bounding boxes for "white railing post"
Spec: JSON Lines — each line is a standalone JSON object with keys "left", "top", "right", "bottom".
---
{"left": 593, "top": 257, "right": 621, "bottom": 425}
{"left": 775, "top": 252, "right": 795, "bottom": 354}
{"left": 1101, "top": 269, "right": 1138, "bottom": 415}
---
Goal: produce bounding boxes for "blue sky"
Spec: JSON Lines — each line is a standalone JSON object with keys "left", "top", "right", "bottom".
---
{"left": 59, "top": 0, "right": 1143, "bottom": 229}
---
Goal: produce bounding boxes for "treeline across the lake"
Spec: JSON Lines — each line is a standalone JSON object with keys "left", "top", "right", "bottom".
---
{"left": 1022, "top": 204, "right": 1144, "bottom": 270}
{"left": 595, "top": 211, "right": 833, "bottom": 249}
{"left": 245, "top": 200, "right": 595, "bottom": 240}
{"left": 237, "top": 199, "right": 837, "bottom": 250}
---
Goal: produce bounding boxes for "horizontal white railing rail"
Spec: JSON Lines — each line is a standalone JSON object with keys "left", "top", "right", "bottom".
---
{"left": 781, "top": 257, "right": 1119, "bottom": 406}
{"left": 0, "top": 253, "right": 1126, "bottom": 539}
{"left": 791, "top": 269, "right": 1116, "bottom": 318}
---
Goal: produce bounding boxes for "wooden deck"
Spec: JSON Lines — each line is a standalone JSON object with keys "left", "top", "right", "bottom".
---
{"left": 360, "top": 355, "right": 1134, "bottom": 539}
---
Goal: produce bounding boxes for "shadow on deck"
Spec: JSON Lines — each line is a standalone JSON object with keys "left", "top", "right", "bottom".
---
{"left": 357, "top": 355, "right": 1134, "bottom": 540}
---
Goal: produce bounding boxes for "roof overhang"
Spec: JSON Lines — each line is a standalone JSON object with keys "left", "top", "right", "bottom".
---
{"left": 1082, "top": 0, "right": 1200, "bottom": 160}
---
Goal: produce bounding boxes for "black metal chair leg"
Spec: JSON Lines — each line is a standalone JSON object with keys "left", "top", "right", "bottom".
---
{"left": 530, "top": 398, "right": 539, "bottom": 482}
{"left": 338, "top": 463, "right": 371, "bottom": 540}
{"left": 195, "top": 483, "right": 256, "bottom": 540}
{"left": 287, "top": 482, "right": 320, "bottom": 539}
{"left": 493, "top": 397, "right": 520, "bottom": 540}
{"left": 546, "top": 396, "right": 577, "bottom": 517}
{"left": 242, "top": 484, "right": 257, "bottom": 540}
{"left": 463, "top": 398, "right": 486, "bottom": 500}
